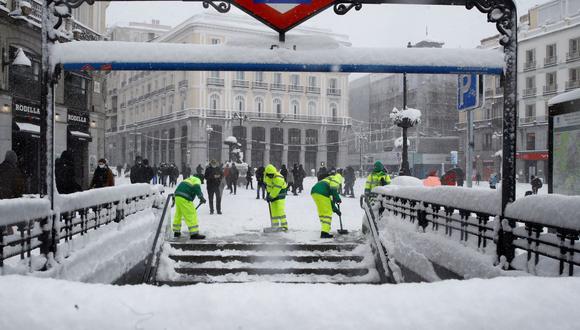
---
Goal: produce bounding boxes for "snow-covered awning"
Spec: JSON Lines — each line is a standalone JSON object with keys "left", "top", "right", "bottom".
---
{"left": 52, "top": 40, "right": 505, "bottom": 75}
{"left": 14, "top": 121, "right": 40, "bottom": 135}
{"left": 69, "top": 130, "right": 92, "bottom": 141}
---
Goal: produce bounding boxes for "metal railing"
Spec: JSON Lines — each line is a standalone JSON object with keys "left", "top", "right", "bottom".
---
{"left": 519, "top": 115, "right": 547, "bottom": 125}
{"left": 251, "top": 81, "right": 268, "bottom": 89}
{"left": 288, "top": 85, "right": 304, "bottom": 93}
{"left": 0, "top": 185, "right": 163, "bottom": 272}
{"left": 523, "top": 87, "right": 537, "bottom": 98}
{"left": 232, "top": 79, "right": 250, "bottom": 88}
{"left": 524, "top": 61, "right": 536, "bottom": 71}
{"left": 565, "top": 80, "right": 580, "bottom": 91}
{"left": 306, "top": 86, "right": 321, "bottom": 94}
{"left": 270, "top": 83, "right": 286, "bottom": 91}
{"left": 207, "top": 77, "right": 225, "bottom": 86}
{"left": 566, "top": 52, "right": 580, "bottom": 62}
{"left": 178, "top": 80, "right": 188, "bottom": 89}
{"left": 371, "top": 188, "right": 579, "bottom": 276}
{"left": 327, "top": 88, "right": 341, "bottom": 96}
{"left": 543, "top": 84, "right": 558, "bottom": 95}
{"left": 544, "top": 56, "right": 557, "bottom": 67}
{"left": 143, "top": 193, "right": 173, "bottom": 284}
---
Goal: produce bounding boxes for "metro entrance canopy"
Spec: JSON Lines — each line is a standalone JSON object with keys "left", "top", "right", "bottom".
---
{"left": 39, "top": 0, "right": 519, "bottom": 217}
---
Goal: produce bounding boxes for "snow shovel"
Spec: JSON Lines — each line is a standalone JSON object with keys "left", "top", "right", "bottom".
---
{"left": 337, "top": 204, "right": 348, "bottom": 235}
{"left": 263, "top": 201, "right": 278, "bottom": 233}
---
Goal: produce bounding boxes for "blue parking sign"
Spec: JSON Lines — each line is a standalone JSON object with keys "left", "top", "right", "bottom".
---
{"left": 457, "top": 74, "right": 480, "bottom": 111}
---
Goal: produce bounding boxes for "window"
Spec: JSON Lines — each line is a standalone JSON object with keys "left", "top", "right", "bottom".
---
{"left": 525, "top": 49, "right": 536, "bottom": 63}
{"left": 570, "top": 68, "right": 580, "bottom": 81}
{"left": 328, "top": 78, "right": 337, "bottom": 90}
{"left": 181, "top": 93, "right": 186, "bottom": 110}
{"left": 236, "top": 72, "right": 245, "bottom": 80}
{"left": 273, "top": 98, "right": 282, "bottom": 118}
{"left": 235, "top": 95, "right": 245, "bottom": 112}
{"left": 330, "top": 103, "right": 337, "bottom": 118}
{"left": 274, "top": 73, "right": 282, "bottom": 84}
{"left": 483, "top": 133, "right": 492, "bottom": 151}
{"left": 255, "top": 72, "right": 263, "bottom": 82}
{"left": 525, "top": 104, "right": 536, "bottom": 118}
{"left": 485, "top": 106, "right": 492, "bottom": 120}
{"left": 525, "top": 76, "right": 536, "bottom": 89}
{"left": 210, "top": 94, "right": 220, "bottom": 110}
{"left": 570, "top": 37, "right": 580, "bottom": 54}
{"left": 210, "top": 71, "right": 220, "bottom": 79}
{"left": 546, "top": 44, "right": 557, "bottom": 59}
{"left": 291, "top": 100, "right": 299, "bottom": 118}
{"left": 211, "top": 38, "right": 221, "bottom": 45}
{"left": 290, "top": 74, "right": 299, "bottom": 86}
{"left": 308, "top": 101, "right": 316, "bottom": 117}
{"left": 308, "top": 76, "right": 317, "bottom": 87}
{"left": 255, "top": 97, "right": 264, "bottom": 116}
{"left": 546, "top": 72, "right": 557, "bottom": 86}
{"left": 526, "top": 133, "right": 536, "bottom": 150}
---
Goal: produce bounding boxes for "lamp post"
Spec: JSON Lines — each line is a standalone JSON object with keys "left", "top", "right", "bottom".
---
{"left": 391, "top": 107, "right": 420, "bottom": 176}
{"left": 206, "top": 124, "right": 213, "bottom": 163}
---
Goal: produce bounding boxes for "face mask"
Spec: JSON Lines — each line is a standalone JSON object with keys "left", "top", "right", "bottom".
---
{"left": 98, "top": 164, "right": 105, "bottom": 168}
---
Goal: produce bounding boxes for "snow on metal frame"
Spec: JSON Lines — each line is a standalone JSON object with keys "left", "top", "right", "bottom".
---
{"left": 52, "top": 40, "right": 505, "bottom": 74}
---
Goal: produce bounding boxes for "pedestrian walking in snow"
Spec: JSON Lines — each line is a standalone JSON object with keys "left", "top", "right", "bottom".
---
{"left": 317, "top": 163, "right": 328, "bottom": 181}
{"left": 204, "top": 160, "right": 223, "bottom": 215}
{"left": 489, "top": 173, "right": 498, "bottom": 189}
{"left": 423, "top": 170, "right": 442, "bottom": 187}
{"left": 344, "top": 166, "right": 356, "bottom": 198}
{"left": 311, "top": 173, "right": 343, "bottom": 238}
{"left": 287, "top": 168, "right": 295, "bottom": 195}
{"left": 297, "top": 164, "right": 306, "bottom": 193}
{"left": 56, "top": 150, "right": 82, "bottom": 194}
{"left": 246, "top": 167, "right": 254, "bottom": 189}
{"left": 255, "top": 166, "right": 266, "bottom": 199}
{"left": 130, "top": 156, "right": 147, "bottom": 184}
{"left": 0, "top": 150, "right": 25, "bottom": 199}
{"left": 531, "top": 175, "right": 543, "bottom": 194}
{"left": 173, "top": 175, "right": 206, "bottom": 239}
{"left": 143, "top": 159, "right": 154, "bottom": 184}
{"left": 90, "top": 158, "right": 115, "bottom": 188}
{"left": 264, "top": 164, "right": 288, "bottom": 232}
{"left": 280, "top": 165, "right": 288, "bottom": 182}
{"left": 230, "top": 164, "right": 239, "bottom": 194}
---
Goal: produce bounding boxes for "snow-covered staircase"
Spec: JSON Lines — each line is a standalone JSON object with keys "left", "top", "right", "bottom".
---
{"left": 155, "top": 239, "right": 380, "bottom": 285}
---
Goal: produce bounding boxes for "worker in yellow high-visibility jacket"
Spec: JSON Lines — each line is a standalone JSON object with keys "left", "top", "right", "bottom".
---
{"left": 264, "top": 164, "right": 288, "bottom": 231}
{"left": 365, "top": 161, "right": 391, "bottom": 195}
{"left": 311, "top": 173, "right": 343, "bottom": 238}
{"left": 173, "top": 175, "right": 206, "bottom": 239}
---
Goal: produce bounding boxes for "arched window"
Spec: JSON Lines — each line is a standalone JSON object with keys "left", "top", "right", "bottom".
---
{"left": 273, "top": 98, "right": 282, "bottom": 118}
{"left": 209, "top": 94, "right": 220, "bottom": 115}
{"left": 235, "top": 95, "right": 246, "bottom": 112}
{"left": 255, "top": 97, "right": 264, "bottom": 117}
{"left": 308, "top": 101, "right": 317, "bottom": 118}
{"left": 291, "top": 100, "right": 300, "bottom": 119}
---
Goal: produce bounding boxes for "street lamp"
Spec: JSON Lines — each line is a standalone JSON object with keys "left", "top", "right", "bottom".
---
{"left": 206, "top": 124, "right": 213, "bottom": 163}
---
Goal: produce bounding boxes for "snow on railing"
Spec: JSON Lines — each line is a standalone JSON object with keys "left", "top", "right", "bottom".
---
{"left": 371, "top": 186, "right": 579, "bottom": 277}
{"left": 0, "top": 184, "right": 165, "bottom": 272}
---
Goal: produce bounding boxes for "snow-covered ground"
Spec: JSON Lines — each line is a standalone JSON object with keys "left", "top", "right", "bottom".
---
{"left": 1, "top": 275, "right": 579, "bottom": 329}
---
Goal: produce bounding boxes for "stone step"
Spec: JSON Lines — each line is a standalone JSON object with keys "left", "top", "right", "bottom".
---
{"left": 173, "top": 266, "right": 370, "bottom": 277}
{"left": 168, "top": 255, "right": 365, "bottom": 264}
{"left": 170, "top": 242, "right": 359, "bottom": 252}
{"left": 157, "top": 278, "right": 380, "bottom": 285}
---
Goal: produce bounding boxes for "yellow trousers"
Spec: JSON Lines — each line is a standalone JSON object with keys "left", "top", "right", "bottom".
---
{"left": 269, "top": 199, "right": 287, "bottom": 229}
{"left": 312, "top": 193, "right": 332, "bottom": 233}
{"left": 173, "top": 196, "right": 199, "bottom": 234}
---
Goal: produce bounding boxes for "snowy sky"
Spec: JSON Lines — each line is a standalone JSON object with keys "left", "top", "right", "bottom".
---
{"left": 107, "top": 0, "right": 546, "bottom": 48}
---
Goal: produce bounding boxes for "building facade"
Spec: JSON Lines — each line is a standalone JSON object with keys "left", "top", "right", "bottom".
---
{"left": 347, "top": 40, "right": 459, "bottom": 177}
{"left": 105, "top": 13, "right": 351, "bottom": 173}
{"left": 458, "top": 0, "right": 580, "bottom": 183}
{"left": 0, "top": 0, "right": 108, "bottom": 192}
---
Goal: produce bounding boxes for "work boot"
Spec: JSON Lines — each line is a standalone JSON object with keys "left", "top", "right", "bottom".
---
{"left": 210, "top": 210, "right": 214, "bottom": 215}
{"left": 320, "top": 232, "right": 334, "bottom": 239}
{"left": 174, "top": 232, "right": 181, "bottom": 238}
{"left": 217, "top": 210, "right": 222, "bottom": 215}
{"left": 190, "top": 233, "right": 206, "bottom": 240}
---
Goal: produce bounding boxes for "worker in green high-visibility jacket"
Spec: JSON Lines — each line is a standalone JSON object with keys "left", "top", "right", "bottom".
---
{"left": 365, "top": 161, "right": 391, "bottom": 195}
{"left": 311, "top": 173, "right": 343, "bottom": 238}
{"left": 173, "top": 175, "right": 206, "bottom": 239}
{"left": 264, "top": 164, "right": 288, "bottom": 231}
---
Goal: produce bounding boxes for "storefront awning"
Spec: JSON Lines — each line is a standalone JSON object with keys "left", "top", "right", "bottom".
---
{"left": 14, "top": 121, "right": 40, "bottom": 135}
{"left": 69, "top": 130, "right": 92, "bottom": 141}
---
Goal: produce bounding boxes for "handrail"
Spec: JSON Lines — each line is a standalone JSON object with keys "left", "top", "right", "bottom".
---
{"left": 142, "top": 193, "right": 174, "bottom": 284}
{"left": 361, "top": 195, "right": 400, "bottom": 284}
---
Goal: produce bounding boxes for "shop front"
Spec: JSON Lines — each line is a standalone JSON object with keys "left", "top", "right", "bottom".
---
{"left": 67, "top": 109, "right": 92, "bottom": 189}
{"left": 11, "top": 98, "right": 42, "bottom": 194}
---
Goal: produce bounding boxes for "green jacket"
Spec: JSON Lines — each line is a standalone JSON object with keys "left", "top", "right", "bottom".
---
{"left": 311, "top": 175, "right": 342, "bottom": 211}
{"left": 174, "top": 176, "right": 204, "bottom": 202}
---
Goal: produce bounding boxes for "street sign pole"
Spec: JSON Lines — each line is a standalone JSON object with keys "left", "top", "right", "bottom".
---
{"left": 466, "top": 109, "right": 474, "bottom": 187}
{"left": 458, "top": 73, "right": 483, "bottom": 188}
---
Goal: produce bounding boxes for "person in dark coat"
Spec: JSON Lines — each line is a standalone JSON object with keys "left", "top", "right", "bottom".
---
{"left": 143, "top": 159, "right": 154, "bottom": 183}
{"left": 196, "top": 164, "right": 204, "bottom": 176}
{"left": 130, "top": 156, "right": 146, "bottom": 184}
{"left": 280, "top": 165, "right": 288, "bottom": 181}
{"left": 204, "top": 160, "right": 223, "bottom": 214}
{"left": 116, "top": 164, "right": 123, "bottom": 177}
{"left": 255, "top": 166, "right": 266, "bottom": 199}
{"left": 169, "top": 163, "right": 179, "bottom": 187}
{"left": 230, "top": 164, "right": 239, "bottom": 194}
{"left": 297, "top": 164, "right": 306, "bottom": 193}
{"left": 90, "top": 158, "right": 115, "bottom": 188}
{"left": 182, "top": 164, "right": 192, "bottom": 182}
{"left": 246, "top": 167, "right": 254, "bottom": 189}
{"left": 344, "top": 166, "right": 356, "bottom": 198}
{"left": 531, "top": 175, "right": 543, "bottom": 194}
{"left": 291, "top": 164, "right": 300, "bottom": 195}
{"left": 0, "top": 150, "right": 25, "bottom": 199}
{"left": 56, "top": 150, "right": 82, "bottom": 194}
{"left": 317, "top": 163, "right": 328, "bottom": 181}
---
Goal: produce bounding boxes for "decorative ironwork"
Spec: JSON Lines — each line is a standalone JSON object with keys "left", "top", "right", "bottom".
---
{"left": 333, "top": 1, "right": 362, "bottom": 15}
{"left": 465, "top": 0, "right": 515, "bottom": 47}
{"left": 202, "top": 0, "right": 231, "bottom": 13}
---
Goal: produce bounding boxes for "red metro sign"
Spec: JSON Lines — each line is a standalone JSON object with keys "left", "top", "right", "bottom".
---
{"left": 233, "top": 0, "right": 335, "bottom": 35}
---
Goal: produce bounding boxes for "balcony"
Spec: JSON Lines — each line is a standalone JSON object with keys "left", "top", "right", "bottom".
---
{"left": 565, "top": 80, "right": 580, "bottom": 91}
{"left": 327, "top": 88, "right": 341, "bottom": 96}
{"left": 543, "top": 84, "right": 558, "bottom": 95}
{"left": 165, "top": 84, "right": 175, "bottom": 93}
{"left": 306, "top": 86, "right": 321, "bottom": 94}
{"left": 519, "top": 115, "right": 547, "bottom": 125}
{"left": 566, "top": 51, "right": 580, "bottom": 62}
{"left": 251, "top": 81, "right": 268, "bottom": 89}
{"left": 523, "top": 61, "right": 536, "bottom": 71}
{"left": 207, "top": 77, "right": 225, "bottom": 86}
{"left": 178, "top": 80, "right": 188, "bottom": 89}
{"left": 270, "top": 83, "right": 286, "bottom": 91}
{"left": 288, "top": 85, "right": 304, "bottom": 93}
{"left": 522, "top": 87, "right": 536, "bottom": 98}
{"left": 544, "top": 56, "right": 557, "bottom": 67}
{"left": 232, "top": 79, "right": 249, "bottom": 88}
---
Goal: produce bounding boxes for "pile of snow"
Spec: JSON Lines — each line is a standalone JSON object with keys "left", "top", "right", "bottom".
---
{"left": 55, "top": 183, "right": 159, "bottom": 213}
{"left": 390, "top": 176, "right": 423, "bottom": 187}
{"left": 504, "top": 194, "right": 580, "bottom": 231}
{"left": 0, "top": 276, "right": 579, "bottom": 329}
{"left": 0, "top": 198, "right": 51, "bottom": 226}
{"left": 224, "top": 136, "right": 238, "bottom": 144}
{"left": 390, "top": 107, "right": 422, "bottom": 125}
{"left": 373, "top": 185, "right": 501, "bottom": 215}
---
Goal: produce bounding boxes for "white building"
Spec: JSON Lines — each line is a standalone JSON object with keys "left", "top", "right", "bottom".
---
{"left": 105, "top": 13, "right": 351, "bottom": 172}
